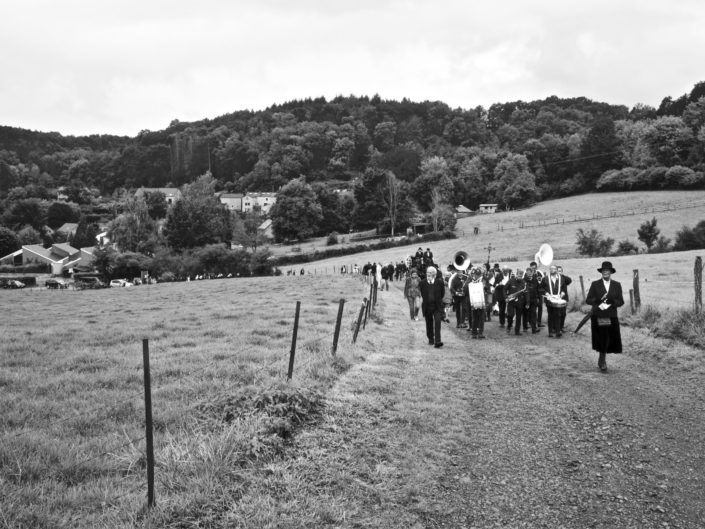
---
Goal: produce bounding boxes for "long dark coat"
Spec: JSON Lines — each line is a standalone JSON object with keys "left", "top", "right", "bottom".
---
{"left": 585, "top": 279, "right": 624, "bottom": 354}
{"left": 419, "top": 277, "right": 445, "bottom": 317}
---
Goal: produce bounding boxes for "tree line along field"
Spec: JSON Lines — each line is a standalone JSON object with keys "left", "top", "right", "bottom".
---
{"left": 0, "top": 275, "right": 372, "bottom": 528}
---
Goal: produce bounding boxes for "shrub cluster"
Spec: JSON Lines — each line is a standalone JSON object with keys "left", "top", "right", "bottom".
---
{"left": 92, "top": 244, "right": 278, "bottom": 282}
{"left": 597, "top": 166, "right": 705, "bottom": 191}
{"left": 0, "top": 262, "right": 50, "bottom": 274}
{"left": 623, "top": 304, "right": 705, "bottom": 350}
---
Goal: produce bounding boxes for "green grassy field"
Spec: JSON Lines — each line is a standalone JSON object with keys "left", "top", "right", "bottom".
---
{"left": 0, "top": 275, "right": 374, "bottom": 528}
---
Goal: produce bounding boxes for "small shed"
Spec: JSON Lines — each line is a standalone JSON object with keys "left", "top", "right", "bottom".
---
{"left": 478, "top": 203, "right": 498, "bottom": 214}
{"left": 455, "top": 205, "right": 473, "bottom": 218}
{"left": 257, "top": 219, "right": 274, "bottom": 239}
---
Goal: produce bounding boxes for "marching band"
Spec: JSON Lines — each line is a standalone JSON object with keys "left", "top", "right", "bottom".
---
{"left": 402, "top": 243, "right": 574, "bottom": 341}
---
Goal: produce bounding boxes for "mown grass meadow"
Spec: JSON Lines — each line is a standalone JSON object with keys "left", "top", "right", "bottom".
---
{"left": 0, "top": 274, "right": 374, "bottom": 528}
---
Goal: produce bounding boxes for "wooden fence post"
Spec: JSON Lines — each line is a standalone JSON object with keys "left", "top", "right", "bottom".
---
{"left": 331, "top": 299, "right": 345, "bottom": 356}
{"left": 352, "top": 299, "right": 366, "bottom": 343}
{"left": 695, "top": 256, "right": 703, "bottom": 314}
{"left": 629, "top": 289, "right": 635, "bottom": 315}
{"left": 287, "top": 301, "right": 300, "bottom": 381}
{"left": 142, "top": 339, "right": 155, "bottom": 508}
{"left": 579, "top": 275, "right": 586, "bottom": 303}
{"left": 633, "top": 269, "right": 641, "bottom": 312}
{"left": 363, "top": 295, "right": 371, "bottom": 329}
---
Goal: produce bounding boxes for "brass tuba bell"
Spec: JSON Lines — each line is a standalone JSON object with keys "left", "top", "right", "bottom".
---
{"left": 453, "top": 250, "right": 471, "bottom": 271}
{"left": 536, "top": 243, "right": 553, "bottom": 267}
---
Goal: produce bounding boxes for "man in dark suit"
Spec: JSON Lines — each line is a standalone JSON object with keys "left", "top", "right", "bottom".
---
{"left": 419, "top": 266, "right": 445, "bottom": 348}
{"left": 523, "top": 267, "right": 542, "bottom": 334}
{"left": 586, "top": 261, "right": 625, "bottom": 372}
{"left": 556, "top": 265, "right": 572, "bottom": 332}
{"left": 541, "top": 265, "right": 565, "bottom": 337}
{"left": 494, "top": 266, "right": 511, "bottom": 328}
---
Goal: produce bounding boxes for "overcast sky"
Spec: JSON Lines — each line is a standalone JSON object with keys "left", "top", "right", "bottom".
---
{"left": 1, "top": 0, "right": 703, "bottom": 137}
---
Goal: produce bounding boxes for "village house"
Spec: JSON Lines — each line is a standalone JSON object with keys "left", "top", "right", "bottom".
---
{"left": 242, "top": 192, "right": 276, "bottom": 214}
{"left": 218, "top": 193, "right": 244, "bottom": 211}
{"left": 55, "top": 222, "right": 79, "bottom": 237}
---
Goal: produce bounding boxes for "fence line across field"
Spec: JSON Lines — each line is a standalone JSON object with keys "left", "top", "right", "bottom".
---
{"left": 2, "top": 278, "right": 377, "bottom": 514}
{"left": 499, "top": 199, "right": 705, "bottom": 232}
{"left": 574, "top": 256, "right": 702, "bottom": 315}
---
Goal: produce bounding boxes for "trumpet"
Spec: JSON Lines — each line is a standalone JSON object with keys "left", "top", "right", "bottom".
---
{"left": 505, "top": 287, "right": 527, "bottom": 303}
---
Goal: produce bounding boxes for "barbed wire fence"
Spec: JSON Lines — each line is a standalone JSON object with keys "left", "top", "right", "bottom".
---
{"left": 1, "top": 275, "right": 378, "bottom": 518}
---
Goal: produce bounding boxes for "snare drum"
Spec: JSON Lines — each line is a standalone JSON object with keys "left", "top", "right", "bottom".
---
{"left": 545, "top": 294, "right": 567, "bottom": 308}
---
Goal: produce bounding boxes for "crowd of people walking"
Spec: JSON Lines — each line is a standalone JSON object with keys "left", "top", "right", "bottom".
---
{"left": 332, "top": 243, "right": 623, "bottom": 373}
{"left": 393, "top": 246, "right": 624, "bottom": 372}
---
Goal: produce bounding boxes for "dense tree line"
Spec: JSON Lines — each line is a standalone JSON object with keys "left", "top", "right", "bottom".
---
{"left": 2, "top": 83, "right": 705, "bottom": 254}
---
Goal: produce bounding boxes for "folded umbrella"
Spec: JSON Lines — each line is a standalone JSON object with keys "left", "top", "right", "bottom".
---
{"left": 573, "top": 310, "right": 593, "bottom": 334}
{"left": 574, "top": 293, "right": 608, "bottom": 334}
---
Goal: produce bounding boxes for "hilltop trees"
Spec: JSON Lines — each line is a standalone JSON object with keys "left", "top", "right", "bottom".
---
{"left": 163, "top": 173, "right": 232, "bottom": 251}
{"left": 0, "top": 226, "right": 20, "bottom": 256}
{"left": 72, "top": 215, "right": 101, "bottom": 249}
{"left": 488, "top": 154, "right": 540, "bottom": 208}
{"left": 579, "top": 116, "right": 622, "bottom": 188}
{"left": 270, "top": 178, "right": 323, "bottom": 242}
{"left": 108, "top": 197, "right": 155, "bottom": 252}
{"left": 47, "top": 201, "right": 79, "bottom": 229}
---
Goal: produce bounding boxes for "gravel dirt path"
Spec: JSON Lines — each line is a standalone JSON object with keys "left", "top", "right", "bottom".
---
{"left": 261, "top": 285, "right": 705, "bottom": 528}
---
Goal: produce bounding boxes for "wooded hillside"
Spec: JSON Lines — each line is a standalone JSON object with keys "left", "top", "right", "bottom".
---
{"left": 1, "top": 82, "right": 705, "bottom": 251}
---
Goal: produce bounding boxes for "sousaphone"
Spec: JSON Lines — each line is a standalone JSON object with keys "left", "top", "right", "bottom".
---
{"left": 536, "top": 243, "right": 553, "bottom": 267}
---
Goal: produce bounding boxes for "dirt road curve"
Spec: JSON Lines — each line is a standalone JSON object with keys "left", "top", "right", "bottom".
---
{"left": 286, "top": 288, "right": 705, "bottom": 528}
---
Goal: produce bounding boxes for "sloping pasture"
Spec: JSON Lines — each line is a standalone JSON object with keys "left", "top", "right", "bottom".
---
{"left": 302, "top": 190, "right": 705, "bottom": 272}
{"left": 303, "top": 191, "right": 705, "bottom": 311}
{"left": 0, "top": 274, "right": 370, "bottom": 528}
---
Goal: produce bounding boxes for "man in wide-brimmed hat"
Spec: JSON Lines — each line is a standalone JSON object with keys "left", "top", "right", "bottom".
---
{"left": 585, "top": 261, "right": 625, "bottom": 372}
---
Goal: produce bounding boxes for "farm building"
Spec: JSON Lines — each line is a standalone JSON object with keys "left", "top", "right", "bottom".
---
{"left": 478, "top": 203, "right": 498, "bottom": 214}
